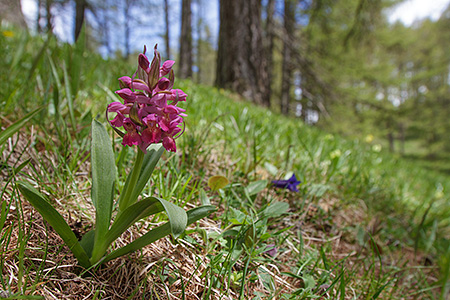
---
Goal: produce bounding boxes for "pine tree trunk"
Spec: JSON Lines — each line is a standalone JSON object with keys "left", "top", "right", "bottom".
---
{"left": 264, "top": 0, "right": 275, "bottom": 108}
{"left": 74, "top": 0, "right": 86, "bottom": 42}
{"left": 0, "top": 0, "right": 28, "bottom": 29}
{"left": 101, "top": 1, "right": 112, "bottom": 57}
{"left": 123, "top": 0, "right": 131, "bottom": 59}
{"left": 45, "top": 0, "right": 53, "bottom": 33}
{"left": 195, "top": 0, "right": 203, "bottom": 84}
{"left": 36, "top": 0, "right": 42, "bottom": 32}
{"left": 164, "top": 0, "right": 171, "bottom": 59}
{"left": 399, "top": 123, "right": 405, "bottom": 155}
{"left": 215, "top": 0, "right": 269, "bottom": 106}
{"left": 179, "top": 0, "right": 193, "bottom": 78}
{"left": 281, "top": 0, "right": 295, "bottom": 115}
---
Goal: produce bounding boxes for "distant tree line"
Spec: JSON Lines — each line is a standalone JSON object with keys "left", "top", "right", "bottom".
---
{"left": 6, "top": 0, "right": 450, "bottom": 164}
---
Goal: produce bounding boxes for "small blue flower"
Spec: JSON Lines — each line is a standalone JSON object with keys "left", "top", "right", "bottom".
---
{"left": 271, "top": 173, "right": 301, "bottom": 192}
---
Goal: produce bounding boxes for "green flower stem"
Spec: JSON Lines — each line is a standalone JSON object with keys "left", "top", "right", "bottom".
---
{"left": 118, "top": 148, "right": 145, "bottom": 212}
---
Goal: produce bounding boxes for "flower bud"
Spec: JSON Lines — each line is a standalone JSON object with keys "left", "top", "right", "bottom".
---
{"left": 161, "top": 60, "right": 175, "bottom": 76}
{"left": 115, "top": 88, "right": 136, "bottom": 103}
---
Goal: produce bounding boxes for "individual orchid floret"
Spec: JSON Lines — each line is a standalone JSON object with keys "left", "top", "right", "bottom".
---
{"left": 115, "top": 88, "right": 136, "bottom": 103}
{"left": 161, "top": 60, "right": 175, "bottom": 76}
{"left": 271, "top": 173, "right": 301, "bottom": 192}
{"left": 139, "top": 53, "right": 150, "bottom": 72}
{"left": 162, "top": 135, "right": 177, "bottom": 152}
{"left": 122, "top": 118, "right": 142, "bottom": 147}
{"left": 106, "top": 44, "right": 186, "bottom": 153}
{"left": 167, "top": 89, "right": 187, "bottom": 106}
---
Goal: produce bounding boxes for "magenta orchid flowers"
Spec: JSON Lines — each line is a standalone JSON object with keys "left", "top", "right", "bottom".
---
{"left": 107, "top": 45, "right": 187, "bottom": 153}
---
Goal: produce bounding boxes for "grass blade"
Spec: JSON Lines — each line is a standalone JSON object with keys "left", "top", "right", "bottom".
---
{"left": 70, "top": 24, "right": 85, "bottom": 97}
{"left": 0, "top": 107, "right": 44, "bottom": 146}
{"left": 63, "top": 61, "right": 76, "bottom": 131}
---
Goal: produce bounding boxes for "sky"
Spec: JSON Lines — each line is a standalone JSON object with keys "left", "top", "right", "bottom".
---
{"left": 388, "top": 0, "right": 450, "bottom": 25}
{"left": 20, "top": 0, "right": 219, "bottom": 57}
{"left": 20, "top": 0, "right": 450, "bottom": 55}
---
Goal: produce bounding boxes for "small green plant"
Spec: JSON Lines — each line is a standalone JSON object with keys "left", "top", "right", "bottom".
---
{"left": 17, "top": 45, "right": 215, "bottom": 269}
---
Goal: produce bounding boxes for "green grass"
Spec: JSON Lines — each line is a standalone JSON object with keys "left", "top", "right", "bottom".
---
{"left": 1, "top": 25, "right": 450, "bottom": 299}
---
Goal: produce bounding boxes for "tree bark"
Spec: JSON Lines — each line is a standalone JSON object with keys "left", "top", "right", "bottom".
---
{"left": 36, "top": 0, "right": 42, "bottom": 32}
{"left": 264, "top": 0, "right": 276, "bottom": 108}
{"left": 45, "top": 0, "right": 53, "bottom": 33}
{"left": 98, "top": 0, "right": 112, "bottom": 57}
{"left": 398, "top": 122, "right": 405, "bottom": 155}
{"left": 280, "top": 0, "right": 295, "bottom": 115}
{"left": 215, "top": 0, "right": 269, "bottom": 106}
{"left": 164, "top": 0, "right": 171, "bottom": 59}
{"left": 123, "top": 0, "right": 131, "bottom": 59}
{"left": 74, "top": 0, "right": 87, "bottom": 42}
{"left": 195, "top": 0, "right": 203, "bottom": 83}
{"left": 179, "top": 0, "right": 193, "bottom": 78}
{"left": 0, "top": 0, "right": 28, "bottom": 29}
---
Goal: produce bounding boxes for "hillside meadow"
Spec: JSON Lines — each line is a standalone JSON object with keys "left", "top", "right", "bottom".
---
{"left": 1, "top": 26, "right": 450, "bottom": 299}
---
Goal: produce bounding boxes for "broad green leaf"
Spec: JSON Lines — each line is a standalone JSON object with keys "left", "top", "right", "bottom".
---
{"left": 208, "top": 175, "right": 229, "bottom": 192}
{"left": 0, "top": 107, "right": 44, "bottom": 146}
{"left": 129, "top": 145, "right": 164, "bottom": 202}
{"left": 91, "top": 120, "right": 116, "bottom": 247}
{"left": 17, "top": 182, "right": 91, "bottom": 268}
{"left": 104, "top": 197, "right": 165, "bottom": 247}
{"left": 109, "top": 196, "right": 187, "bottom": 246}
{"left": 200, "top": 189, "right": 210, "bottom": 205}
{"left": 245, "top": 180, "right": 268, "bottom": 196}
{"left": 259, "top": 202, "right": 289, "bottom": 219}
{"left": 304, "top": 274, "right": 316, "bottom": 289}
{"left": 264, "top": 162, "right": 279, "bottom": 176}
{"left": 356, "top": 225, "right": 366, "bottom": 246}
{"left": 0, "top": 201, "right": 8, "bottom": 234}
{"left": 308, "top": 183, "right": 333, "bottom": 198}
{"left": 102, "top": 205, "right": 215, "bottom": 263}
{"left": 90, "top": 197, "right": 164, "bottom": 264}
{"left": 154, "top": 196, "right": 188, "bottom": 238}
{"left": 80, "top": 230, "right": 95, "bottom": 258}
{"left": 229, "top": 207, "right": 249, "bottom": 225}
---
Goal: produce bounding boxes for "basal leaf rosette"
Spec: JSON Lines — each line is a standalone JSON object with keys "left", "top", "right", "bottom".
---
{"left": 107, "top": 45, "right": 187, "bottom": 153}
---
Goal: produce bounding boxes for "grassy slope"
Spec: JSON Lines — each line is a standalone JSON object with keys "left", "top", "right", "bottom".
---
{"left": 1, "top": 27, "right": 450, "bottom": 299}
